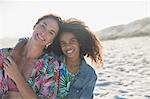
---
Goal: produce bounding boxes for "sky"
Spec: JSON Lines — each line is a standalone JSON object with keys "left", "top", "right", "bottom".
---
{"left": 0, "top": 0, "right": 150, "bottom": 38}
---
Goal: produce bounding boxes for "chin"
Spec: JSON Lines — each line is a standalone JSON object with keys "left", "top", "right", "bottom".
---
{"left": 67, "top": 54, "right": 76, "bottom": 59}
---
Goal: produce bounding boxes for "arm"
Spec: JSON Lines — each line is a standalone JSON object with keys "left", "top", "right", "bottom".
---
{"left": 13, "top": 72, "right": 37, "bottom": 99}
{"left": 79, "top": 76, "right": 97, "bottom": 99}
{"left": 3, "top": 56, "right": 37, "bottom": 99}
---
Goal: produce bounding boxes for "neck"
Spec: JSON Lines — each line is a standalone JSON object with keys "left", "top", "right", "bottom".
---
{"left": 23, "top": 39, "right": 44, "bottom": 60}
{"left": 65, "top": 56, "right": 81, "bottom": 67}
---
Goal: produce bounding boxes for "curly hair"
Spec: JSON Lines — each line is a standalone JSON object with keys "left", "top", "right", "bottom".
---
{"left": 50, "top": 18, "right": 103, "bottom": 66}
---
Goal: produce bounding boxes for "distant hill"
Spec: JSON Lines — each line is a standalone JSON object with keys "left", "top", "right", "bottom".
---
{"left": 97, "top": 17, "right": 150, "bottom": 40}
{"left": 0, "top": 38, "right": 18, "bottom": 48}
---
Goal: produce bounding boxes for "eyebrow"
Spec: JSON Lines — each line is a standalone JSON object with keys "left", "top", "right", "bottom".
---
{"left": 71, "top": 37, "right": 77, "bottom": 40}
{"left": 60, "top": 37, "right": 77, "bottom": 42}
{"left": 49, "top": 29, "right": 56, "bottom": 35}
{"left": 43, "top": 22, "right": 47, "bottom": 26}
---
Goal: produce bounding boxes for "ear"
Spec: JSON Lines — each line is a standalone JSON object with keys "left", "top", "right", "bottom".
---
{"left": 46, "top": 42, "right": 53, "bottom": 48}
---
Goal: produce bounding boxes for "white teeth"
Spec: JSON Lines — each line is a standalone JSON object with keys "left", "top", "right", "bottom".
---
{"left": 66, "top": 50, "right": 73, "bottom": 54}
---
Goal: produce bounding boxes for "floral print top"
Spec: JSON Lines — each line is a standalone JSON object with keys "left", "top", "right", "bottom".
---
{"left": 0, "top": 48, "right": 61, "bottom": 99}
{"left": 57, "top": 64, "right": 75, "bottom": 99}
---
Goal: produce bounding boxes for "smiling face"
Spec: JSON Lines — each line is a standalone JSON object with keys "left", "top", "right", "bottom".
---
{"left": 59, "top": 32, "right": 81, "bottom": 59}
{"left": 32, "top": 18, "right": 59, "bottom": 46}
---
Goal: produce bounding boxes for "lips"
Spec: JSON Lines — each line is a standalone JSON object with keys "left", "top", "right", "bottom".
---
{"left": 66, "top": 49, "right": 74, "bottom": 54}
{"left": 64, "top": 48, "right": 76, "bottom": 57}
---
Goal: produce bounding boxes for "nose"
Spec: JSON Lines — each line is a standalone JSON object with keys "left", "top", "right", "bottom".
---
{"left": 39, "top": 27, "right": 47, "bottom": 36}
{"left": 40, "top": 32, "right": 45, "bottom": 36}
{"left": 64, "top": 43, "right": 72, "bottom": 49}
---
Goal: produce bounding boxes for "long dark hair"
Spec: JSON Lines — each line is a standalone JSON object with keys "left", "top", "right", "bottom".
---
{"left": 50, "top": 18, "right": 103, "bottom": 66}
{"left": 14, "top": 13, "right": 63, "bottom": 55}
{"left": 33, "top": 13, "right": 62, "bottom": 32}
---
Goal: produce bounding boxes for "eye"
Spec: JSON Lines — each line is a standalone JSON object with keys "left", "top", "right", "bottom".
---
{"left": 37, "top": 23, "right": 46, "bottom": 30}
{"left": 71, "top": 38, "right": 78, "bottom": 43}
{"left": 48, "top": 31, "right": 54, "bottom": 35}
{"left": 60, "top": 42, "right": 66, "bottom": 47}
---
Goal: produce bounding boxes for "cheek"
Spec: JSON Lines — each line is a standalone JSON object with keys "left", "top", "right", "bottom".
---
{"left": 75, "top": 44, "right": 80, "bottom": 51}
{"left": 47, "top": 35, "right": 54, "bottom": 42}
{"left": 61, "top": 47, "right": 66, "bottom": 54}
{"left": 32, "top": 31, "right": 36, "bottom": 37}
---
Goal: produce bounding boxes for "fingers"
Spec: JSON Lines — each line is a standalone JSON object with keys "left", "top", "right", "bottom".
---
{"left": 3, "top": 56, "right": 15, "bottom": 68}
{"left": 3, "top": 62, "right": 8, "bottom": 69}
{"left": 3, "top": 56, "right": 15, "bottom": 78}
{"left": 3, "top": 58, "right": 10, "bottom": 66}
{"left": 6, "top": 56, "right": 14, "bottom": 64}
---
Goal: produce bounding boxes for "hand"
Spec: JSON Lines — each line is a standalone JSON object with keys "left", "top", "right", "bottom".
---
{"left": 0, "top": 54, "right": 5, "bottom": 68}
{"left": 3, "top": 56, "right": 22, "bottom": 82}
{"left": 0, "top": 59, "right": 4, "bottom": 68}
{"left": 3, "top": 56, "right": 38, "bottom": 99}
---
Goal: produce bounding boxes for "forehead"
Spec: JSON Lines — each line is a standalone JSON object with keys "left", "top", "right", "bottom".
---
{"left": 40, "top": 18, "right": 59, "bottom": 33}
{"left": 60, "top": 32, "right": 76, "bottom": 40}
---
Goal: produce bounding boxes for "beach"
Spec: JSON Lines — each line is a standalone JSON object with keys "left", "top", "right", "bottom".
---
{"left": 0, "top": 36, "right": 150, "bottom": 99}
{"left": 94, "top": 36, "right": 150, "bottom": 99}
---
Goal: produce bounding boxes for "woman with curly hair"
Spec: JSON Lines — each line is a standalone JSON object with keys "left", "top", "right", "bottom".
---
{"left": 51, "top": 18, "right": 103, "bottom": 99}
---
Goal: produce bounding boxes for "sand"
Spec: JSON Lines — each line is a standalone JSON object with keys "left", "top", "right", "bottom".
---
{"left": 94, "top": 36, "right": 150, "bottom": 99}
{"left": 0, "top": 36, "right": 150, "bottom": 99}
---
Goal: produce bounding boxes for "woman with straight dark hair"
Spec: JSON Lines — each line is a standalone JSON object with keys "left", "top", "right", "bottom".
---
{"left": 0, "top": 13, "right": 62, "bottom": 99}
